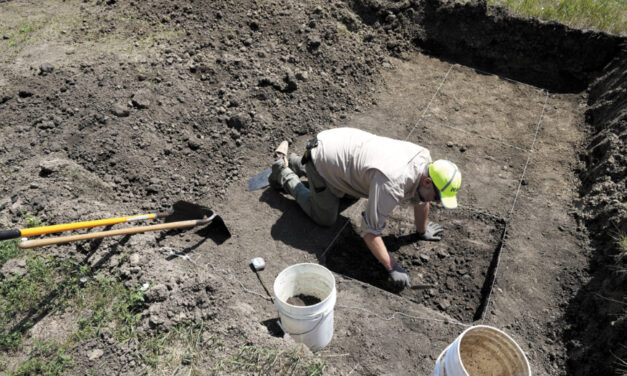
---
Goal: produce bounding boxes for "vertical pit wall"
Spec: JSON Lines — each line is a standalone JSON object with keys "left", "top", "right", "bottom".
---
{"left": 347, "top": 0, "right": 622, "bottom": 92}
{"left": 566, "top": 45, "right": 626, "bottom": 376}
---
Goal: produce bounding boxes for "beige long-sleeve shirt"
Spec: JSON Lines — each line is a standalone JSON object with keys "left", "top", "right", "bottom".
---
{"left": 311, "top": 128, "right": 432, "bottom": 236}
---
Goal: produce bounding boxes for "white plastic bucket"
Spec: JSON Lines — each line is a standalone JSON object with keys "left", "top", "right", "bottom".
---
{"left": 273, "top": 263, "right": 336, "bottom": 351}
{"left": 432, "top": 325, "right": 531, "bottom": 376}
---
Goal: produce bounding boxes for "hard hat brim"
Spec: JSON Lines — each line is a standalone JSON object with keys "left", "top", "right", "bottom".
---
{"left": 440, "top": 194, "right": 457, "bottom": 209}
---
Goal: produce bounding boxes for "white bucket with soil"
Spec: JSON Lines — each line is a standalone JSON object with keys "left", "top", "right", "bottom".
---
{"left": 273, "top": 263, "right": 336, "bottom": 351}
{"left": 432, "top": 325, "right": 531, "bottom": 376}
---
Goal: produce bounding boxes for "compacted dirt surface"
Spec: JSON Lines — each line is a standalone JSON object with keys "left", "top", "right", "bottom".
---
{"left": 0, "top": 0, "right": 625, "bottom": 375}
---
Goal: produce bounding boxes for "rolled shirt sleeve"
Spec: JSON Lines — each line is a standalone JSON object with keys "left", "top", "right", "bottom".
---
{"left": 360, "top": 171, "right": 399, "bottom": 237}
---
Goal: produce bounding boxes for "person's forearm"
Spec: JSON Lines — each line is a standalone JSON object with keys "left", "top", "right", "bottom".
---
{"left": 363, "top": 232, "right": 393, "bottom": 270}
{"left": 414, "top": 203, "right": 429, "bottom": 233}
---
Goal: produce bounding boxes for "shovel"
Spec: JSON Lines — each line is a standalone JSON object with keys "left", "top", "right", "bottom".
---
{"left": 19, "top": 217, "right": 214, "bottom": 249}
{"left": 247, "top": 168, "right": 272, "bottom": 191}
{"left": 15, "top": 201, "right": 231, "bottom": 248}
{"left": 0, "top": 201, "right": 224, "bottom": 241}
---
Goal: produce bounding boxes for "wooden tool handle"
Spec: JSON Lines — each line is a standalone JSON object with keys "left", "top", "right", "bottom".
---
{"left": 19, "top": 219, "right": 206, "bottom": 249}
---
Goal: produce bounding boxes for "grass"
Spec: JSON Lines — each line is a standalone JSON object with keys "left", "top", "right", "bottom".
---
{"left": 137, "top": 321, "right": 325, "bottom": 375}
{"left": 489, "top": 0, "right": 627, "bottom": 34}
{"left": 223, "top": 345, "right": 325, "bottom": 375}
{"left": 0, "top": 239, "right": 22, "bottom": 269}
{"left": 0, "top": 242, "right": 145, "bottom": 374}
{"left": 613, "top": 233, "right": 627, "bottom": 374}
{"left": 8, "top": 340, "right": 73, "bottom": 376}
{"left": 0, "top": 0, "right": 184, "bottom": 64}
{"left": 0, "top": 239, "right": 324, "bottom": 375}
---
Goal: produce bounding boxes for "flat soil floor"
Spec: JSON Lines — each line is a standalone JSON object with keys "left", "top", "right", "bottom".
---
{"left": 200, "top": 52, "right": 589, "bottom": 375}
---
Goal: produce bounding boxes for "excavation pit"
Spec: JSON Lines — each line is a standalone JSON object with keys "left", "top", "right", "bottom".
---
{"left": 326, "top": 208, "right": 504, "bottom": 323}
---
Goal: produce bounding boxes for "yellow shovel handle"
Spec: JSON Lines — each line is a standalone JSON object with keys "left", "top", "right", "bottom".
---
{"left": 19, "top": 213, "right": 160, "bottom": 237}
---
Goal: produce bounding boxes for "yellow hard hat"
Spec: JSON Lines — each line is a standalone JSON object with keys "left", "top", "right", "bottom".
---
{"left": 428, "top": 160, "right": 461, "bottom": 209}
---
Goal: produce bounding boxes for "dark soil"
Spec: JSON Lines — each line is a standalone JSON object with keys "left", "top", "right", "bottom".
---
{"left": 327, "top": 209, "right": 504, "bottom": 322}
{"left": 287, "top": 294, "right": 322, "bottom": 306}
{"left": 565, "top": 45, "right": 627, "bottom": 376}
{"left": 0, "top": 0, "right": 625, "bottom": 375}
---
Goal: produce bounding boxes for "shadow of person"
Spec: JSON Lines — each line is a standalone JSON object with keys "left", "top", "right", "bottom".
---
{"left": 324, "top": 225, "right": 421, "bottom": 294}
{"left": 258, "top": 187, "right": 359, "bottom": 261}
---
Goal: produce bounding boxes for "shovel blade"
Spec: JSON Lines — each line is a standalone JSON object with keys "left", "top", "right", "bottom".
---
{"left": 167, "top": 201, "right": 231, "bottom": 244}
{"left": 247, "top": 168, "right": 272, "bottom": 191}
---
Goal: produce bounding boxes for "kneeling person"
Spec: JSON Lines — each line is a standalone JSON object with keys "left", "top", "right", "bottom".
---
{"left": 269, "top": 127, "right": 462, "bottom": 289}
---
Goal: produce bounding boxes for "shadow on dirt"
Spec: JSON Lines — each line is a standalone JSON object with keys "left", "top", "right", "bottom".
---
{"left": 324, "top": 226, "right": 411, "bottom": 294}
{"left": 259, "top": 188, "right": 359, "bottom": 260}
{"left": 261, "top": 318, "right": 285, "bottom": 338}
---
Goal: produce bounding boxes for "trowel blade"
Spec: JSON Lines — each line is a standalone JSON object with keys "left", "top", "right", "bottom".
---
{"left": 247, "top": 168, "right": 272, "bottom": 191}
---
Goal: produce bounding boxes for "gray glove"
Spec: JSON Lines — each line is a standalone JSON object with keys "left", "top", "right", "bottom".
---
{"left": 389, "top": 264, "right": 411, "bottom": 288}
{"left": 417, "top": 222, "right": 444, "bottom": 241}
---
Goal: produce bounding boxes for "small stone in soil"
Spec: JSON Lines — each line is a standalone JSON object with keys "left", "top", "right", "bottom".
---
{"left": 287, "top": 294, "right": 321, "bottom": 306}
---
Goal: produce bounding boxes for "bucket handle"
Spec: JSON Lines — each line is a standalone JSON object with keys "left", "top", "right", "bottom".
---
{"left": 279, "top": 310, "right": 331, "bottom": 337}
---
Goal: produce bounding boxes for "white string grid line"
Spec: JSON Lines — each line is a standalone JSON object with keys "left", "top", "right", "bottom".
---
{"left": 164, "top": 248, "right": 469, "bottom": 329}
{"left": 321, "top": 66, "right": 455, "bottom": 261}
{"left": 336, "top": 304, "right": 470, "bottom": 327}
{"left": 318, "top": 66, "right": 550, "bottom": 328}
{"left": 507, "top": 91, "right": 550, "bottom": 218}
{"left": 423, "top": 117, "right": 529, "bottom": 152}
{"left": 406, "top": 65, "right": 454, "bottom": 141}
{"left": 481, "top": 90, "right": 550, "bottom": 324}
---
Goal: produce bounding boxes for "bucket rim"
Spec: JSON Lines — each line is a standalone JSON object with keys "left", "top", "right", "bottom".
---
{"left": 273, "top": 263, "right": 336, "bottom": 310}
{"left": 454, "top": 324, "right": 532, "bottom": 375}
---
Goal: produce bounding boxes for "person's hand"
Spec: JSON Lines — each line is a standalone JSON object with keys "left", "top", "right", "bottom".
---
{"left": 417, "top": 222, "right": 444, "bottom": 241}
{"left": 388, "top": 264, "right": 411, "bottom": 288}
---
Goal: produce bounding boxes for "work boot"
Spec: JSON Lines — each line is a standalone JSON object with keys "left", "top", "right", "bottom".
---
{"left": 269, "top": 159, "right": 301, "bottom": 192}
{"left": 269, "top": 140, "right": 290, "bottom": 190}
{"left": 269, "top": 158, "right": 287, "bottom": 190}
{"left": 275, "top": 140, "right": 288, "bottom": 168}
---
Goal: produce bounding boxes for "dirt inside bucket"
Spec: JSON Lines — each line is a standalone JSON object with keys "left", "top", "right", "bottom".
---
{"left": 287, "top": 294, "right": 322, "bottom": 306}
{"left": 460, "top": 336, "right": 516, "bottom": 376}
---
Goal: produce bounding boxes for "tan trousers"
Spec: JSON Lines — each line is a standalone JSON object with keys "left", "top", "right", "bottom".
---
{"left": 277, "top": 153, "right": 340, "bottom": 226}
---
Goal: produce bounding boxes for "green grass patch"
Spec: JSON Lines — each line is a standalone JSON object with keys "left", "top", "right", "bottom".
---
{"left": 24, "top": 214, "right": 42, "bottom": 228}
{"left": 0, "top": 248, "right": 323, "bottom": 375}
{"left": 489, "top": 0, "right": 627, "bottom": 34}
{"left": 73, "top": 278, "right": 146, "bottom": 343}
{"left": 0, "top": 256, "right": 86, "bottom": 351}
{"left": 134, "top": 321, "right": 325, "bottom": 375}
{"left": 2, "top": 19, "right": 43, "bottom": 49}
{"left": 0, "top": 250, "right": 148, "bottom": 374}
{"left": 8, "top": 340, "right": 73, "bottom": 376}
{"left": 0, "top": 251, "right": 145, "bottom": 350}
{"left": 223, "top": 345, "right": 325, "bottom": 375}
{"left": 0, "top": 239, "right": 22, "bottom": 269}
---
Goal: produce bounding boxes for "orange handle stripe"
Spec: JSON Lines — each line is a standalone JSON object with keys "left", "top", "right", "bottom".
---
{"left": 19, "top": 214, "right": 158, "bottom": 237}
